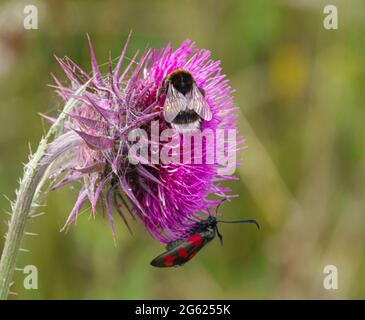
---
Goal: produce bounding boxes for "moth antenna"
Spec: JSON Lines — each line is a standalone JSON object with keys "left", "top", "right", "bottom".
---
{"left": 215, "top": 198, "right": 228, "bottom": 215}
{"left": 216, "top": 225, "right": 223, "bottom": 246}
{"left": 207, "top": 208, "right": 213, "bottom": 217}
{"left": 216, "top": 219, "right": 260, "bottom": 230}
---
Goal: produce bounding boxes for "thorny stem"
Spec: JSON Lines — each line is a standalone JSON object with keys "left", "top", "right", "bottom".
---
{"left": 0, "top": 83, "right": 89, "bottom": 299}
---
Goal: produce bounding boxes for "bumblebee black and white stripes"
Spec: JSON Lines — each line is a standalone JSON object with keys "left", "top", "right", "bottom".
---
{"left": 157, "top": 69, "right": 212, "bottom": 132}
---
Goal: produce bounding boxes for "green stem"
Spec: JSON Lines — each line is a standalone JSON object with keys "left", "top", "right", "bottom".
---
{"left": 0, "top": 83, "right": 88, "bottom": 299}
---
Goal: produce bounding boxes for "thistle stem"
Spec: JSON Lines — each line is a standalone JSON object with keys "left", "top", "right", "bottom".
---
{"left": 0, "top": 83, "right": 88, "bottom": 299}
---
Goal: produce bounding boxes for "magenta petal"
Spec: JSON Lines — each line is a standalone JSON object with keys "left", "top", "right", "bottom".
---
{"left": 119, "top": 176, "right": 148, "bottom": 217}
{"left": 86, "top": 95, "right": 120, "bottom": 124}
{"left": 73, "top": 130, "right": 114, "bottom": 150}
{"left": 67, "top": 113, "right": 106, "bottom": 130}
{"left": 50, "top": 172, "right": 83, "bottom": 191}
{"left": 114, "top": 31, "right": 132, "bottom": 84}
{"left": 74, "top": 162, "right": 106, "bottom": 174}
{"left": 105, "top": 189, "right": 116, "bottom": 236}
{"left": 61, "top": 189, "right": 88, "bottom": 230}
{"left": 91, "top": 177, "right": 108, "bottom": 212}
{"left": 87, "top": 34, "right": 104, "bottom": 86}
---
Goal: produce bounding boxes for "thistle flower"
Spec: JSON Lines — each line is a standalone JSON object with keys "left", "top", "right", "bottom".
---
{"left": 49, "top": 34, "right": 240, "bottom": 243}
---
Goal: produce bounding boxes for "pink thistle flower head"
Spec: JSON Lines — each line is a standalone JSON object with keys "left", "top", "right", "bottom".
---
{"left": 49, "top": 33, "right": 241, "bottom": 243}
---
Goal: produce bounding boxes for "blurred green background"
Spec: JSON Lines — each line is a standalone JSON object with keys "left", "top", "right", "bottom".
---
{"left": 0, "top": 0, "right": 364, "bottom": 299}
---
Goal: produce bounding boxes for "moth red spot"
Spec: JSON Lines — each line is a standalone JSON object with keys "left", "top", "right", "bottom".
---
{"left": 164, "top": 255, "right": 175, "bottom": 267}
{"left": 187, "top": 233, "right": 203, "bottom": 247}
{"left": 177, "top": 247, "right": 189, "bottom": 258}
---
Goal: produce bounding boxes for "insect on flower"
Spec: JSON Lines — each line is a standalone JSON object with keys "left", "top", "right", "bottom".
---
{"left": 49, "top": 34, "right": 241, "bottom": 245}
{"left": 157, "top": 69, "right": 212, "bottom": 132}
{"left": 150, "top": 205, "right": 260, "bottom": 268}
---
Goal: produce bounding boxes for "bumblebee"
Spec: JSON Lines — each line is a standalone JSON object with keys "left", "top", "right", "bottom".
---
{"left": 157, "top": 69, "right": 212, "bottom": 132}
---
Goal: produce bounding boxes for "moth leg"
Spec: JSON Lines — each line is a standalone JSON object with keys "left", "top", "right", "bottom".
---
{"left": 216, "top": 226, "right": 224, "bottom": 246}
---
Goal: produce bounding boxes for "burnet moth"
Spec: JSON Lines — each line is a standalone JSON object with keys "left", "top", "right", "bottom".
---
{"left": 150, "top": 205, "right": 259, "bottom": 268}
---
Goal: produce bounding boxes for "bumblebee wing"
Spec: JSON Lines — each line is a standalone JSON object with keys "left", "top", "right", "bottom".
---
{"left": 163, "top": 85, "right": 187, "bottom": 123}
{"left": 150, "top": 233, "right": 208, "bottom": 268}
{"left": 188, "top": 84, "right": 212, "bottom": 121}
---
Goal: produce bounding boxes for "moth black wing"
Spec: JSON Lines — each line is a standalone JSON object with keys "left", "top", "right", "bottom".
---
{"left": 165, "top": 239, "right": 184, "bottom": 251}
{"left": 150, "top": 232, "right": 210, "bottom": 268}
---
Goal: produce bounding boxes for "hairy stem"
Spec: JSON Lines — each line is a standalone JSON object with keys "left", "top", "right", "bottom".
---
{"left": 0, "top": 83, "right": 88, "bottom": 299}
